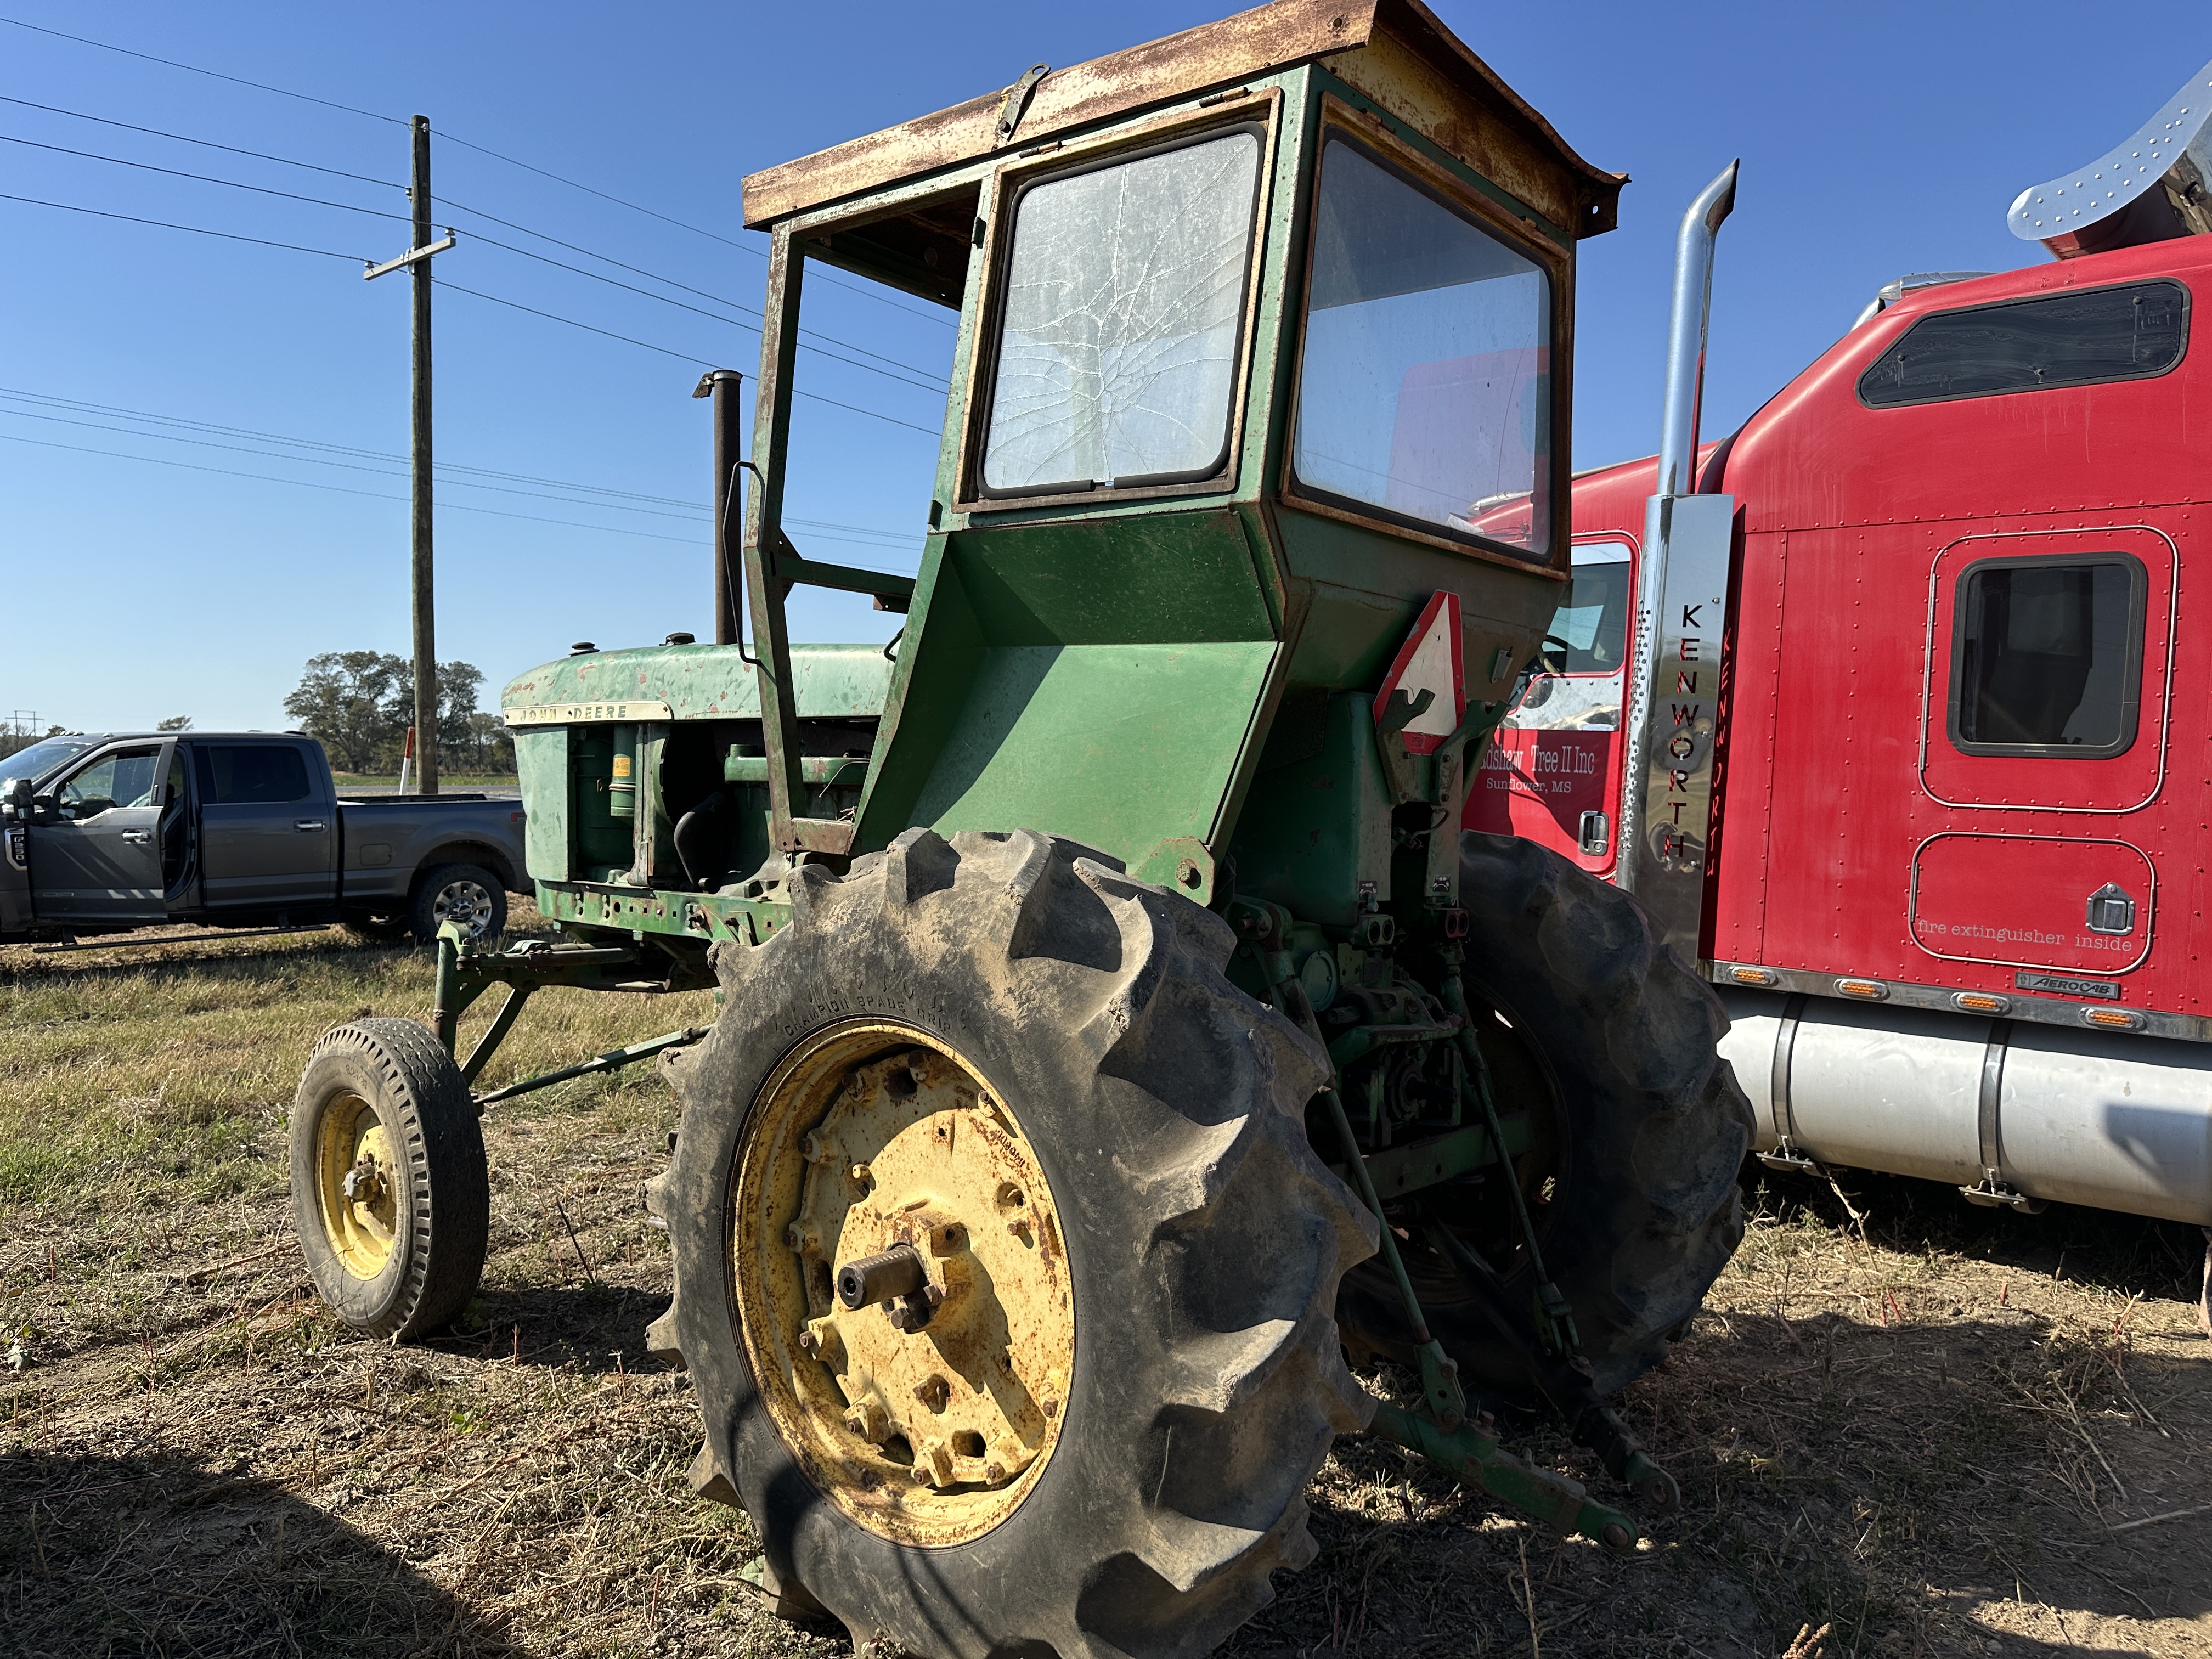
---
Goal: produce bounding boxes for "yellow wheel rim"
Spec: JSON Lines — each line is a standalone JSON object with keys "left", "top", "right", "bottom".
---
{"left": 731, "top": 1020, "right": 1075, "bottom": 1548}
{"left": 315, "top": 1092, "right": 399, "bottom": 1279}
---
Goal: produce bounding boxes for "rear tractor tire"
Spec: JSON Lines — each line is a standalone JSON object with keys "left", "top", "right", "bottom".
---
{"left": 1336, "top": 832, "right": 1753, "bottom": 1401}
{"left": 290, "top": 1018, "right": 489, "bottom": 1340}
{"left": 646, "top": 828, "right": 1378, "bottom": 1659}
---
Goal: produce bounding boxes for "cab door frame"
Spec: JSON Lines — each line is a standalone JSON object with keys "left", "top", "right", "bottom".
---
{"left": 1915, "top": 524, "right": 2177, "bottom": 816}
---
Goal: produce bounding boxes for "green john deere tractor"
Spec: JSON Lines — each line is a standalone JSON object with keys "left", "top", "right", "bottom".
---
{"left": 288, "top": 3, "right": 1751, "bottom": 1652}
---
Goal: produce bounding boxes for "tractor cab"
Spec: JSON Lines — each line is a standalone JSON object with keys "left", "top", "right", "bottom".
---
{"left": 504, "top": 0, "right": 1624, "bottom": 931}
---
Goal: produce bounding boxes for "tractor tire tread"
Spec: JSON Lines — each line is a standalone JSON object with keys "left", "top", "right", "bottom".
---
{"left": 653, "top": 828, "right": 1376, "bottom": 1659}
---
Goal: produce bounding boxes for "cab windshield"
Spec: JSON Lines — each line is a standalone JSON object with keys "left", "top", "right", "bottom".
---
{"left": 1293, "top": 133, "right": 1552, "bottom": 556}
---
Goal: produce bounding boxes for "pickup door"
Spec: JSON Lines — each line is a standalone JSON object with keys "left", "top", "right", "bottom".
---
{"left": 26, "top": 741, "right": 177, "bottom": 923}
{"left": 192, "top": 739, "right": 339, "bottom": 913}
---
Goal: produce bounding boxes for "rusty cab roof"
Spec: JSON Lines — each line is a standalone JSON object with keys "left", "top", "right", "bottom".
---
{"left": 740, "top": 0, "right": 1626, "bottom": 273}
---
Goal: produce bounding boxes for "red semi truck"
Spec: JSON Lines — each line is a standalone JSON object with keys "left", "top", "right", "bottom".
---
{"left": 1470, "top": 59, "right": 2212, "bottom": 1313}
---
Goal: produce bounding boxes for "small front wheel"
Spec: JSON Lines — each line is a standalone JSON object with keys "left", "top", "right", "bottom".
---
{"left": 290, "top": 1018, "right": 489, "bottom": 1339}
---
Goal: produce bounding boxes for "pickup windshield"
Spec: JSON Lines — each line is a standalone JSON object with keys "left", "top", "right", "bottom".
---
{"left": 0, "top": 736, "right": 98, "bottom": 785}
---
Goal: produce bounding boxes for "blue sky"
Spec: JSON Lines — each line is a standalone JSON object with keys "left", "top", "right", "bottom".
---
{"left": 5, "top": 2, "right": 2205, "bottom": 734}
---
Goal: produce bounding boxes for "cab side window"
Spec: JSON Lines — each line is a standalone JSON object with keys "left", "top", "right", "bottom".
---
{"left": 1947, "top": 554, "right": 2146, "bottom": 757}
{"left": 1859, "top": 280, "right": 2187, "bottom": 408}
{"left": 55, "top": 747, "right": 162, "bottom": 820}
{"left": 193, "top": 744, "right": 311, "bottom": 804}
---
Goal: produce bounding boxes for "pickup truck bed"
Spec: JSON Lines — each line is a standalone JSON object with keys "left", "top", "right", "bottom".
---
{"left": 0, "top": 732, "right": 528, "bottom": 944}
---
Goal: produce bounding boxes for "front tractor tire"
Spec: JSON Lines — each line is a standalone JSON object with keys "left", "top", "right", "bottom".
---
{"left": 1336, "top": 833, "right": 1753, "bottom": 1401}
{"left": 290, "top": 1018, "right": 489, "bottom": 1340}
{"left": 647, "top": 829, "right": 1378, "bottom": 1659}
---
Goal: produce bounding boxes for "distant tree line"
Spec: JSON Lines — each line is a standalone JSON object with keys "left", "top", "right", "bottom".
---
{"left": 283, "top": 652, "right": 514, "bottom": 775}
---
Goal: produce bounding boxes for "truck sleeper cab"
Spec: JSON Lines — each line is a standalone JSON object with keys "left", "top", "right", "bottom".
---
{"left": 1497, "top": 222, "right": 2212, "bottom": 1232}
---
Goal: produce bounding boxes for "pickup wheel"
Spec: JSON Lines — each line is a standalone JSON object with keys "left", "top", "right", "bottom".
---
{"left": 409, "top": 863, "right": 506, "bottom": 946}
{"left": 290, "top": 1018, "right": 489, "bottom": 1340}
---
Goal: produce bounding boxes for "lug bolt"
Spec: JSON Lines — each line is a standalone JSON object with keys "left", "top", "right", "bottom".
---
{"left": 797, "top": 1330, "right": 820, "bottom": 1356}
{"left": 984, "top": 1460, "right": 1006, "bottom": 1483}
{"left": 912, "top": 1375, "right": 949, "bottom": 1412}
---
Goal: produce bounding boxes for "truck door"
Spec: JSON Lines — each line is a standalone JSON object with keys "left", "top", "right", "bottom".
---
{"left": 26, "top": 741, "right": 173, "bottom": 924}
{"left": 1908, "top": 527, "right": 2174, "bottom": 986}
{"left": 1465, "top": 537, "right": 1633, "bottom": 873}
{"left": 193, "top": 740, "right": 339, "bottom": 914}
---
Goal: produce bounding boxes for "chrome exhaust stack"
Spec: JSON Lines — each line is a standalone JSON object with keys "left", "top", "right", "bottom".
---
{"left": 1617, "top": 163, "right": 1739, "bottom": 956}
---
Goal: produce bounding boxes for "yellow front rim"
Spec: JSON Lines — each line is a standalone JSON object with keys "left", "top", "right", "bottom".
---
{"left": 731, "top": 1020, "right": 1075, "bottom": 1548}
{"left": 316, "top": 1092, "right": 399, "bottom": 1279}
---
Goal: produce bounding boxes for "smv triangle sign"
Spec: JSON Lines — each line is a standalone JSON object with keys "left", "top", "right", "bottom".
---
{"left": 1373, "top": 591, "right": 1465, "bottom": 755}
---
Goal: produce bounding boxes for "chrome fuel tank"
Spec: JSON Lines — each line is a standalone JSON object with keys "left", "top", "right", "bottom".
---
{"left": 1719, "top": 988, "right": 2212, "bottom": 1226}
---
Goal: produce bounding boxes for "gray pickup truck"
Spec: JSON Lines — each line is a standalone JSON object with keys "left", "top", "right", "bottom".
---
{"left": 0, "top": 731, "right": 528, "bottom": 945}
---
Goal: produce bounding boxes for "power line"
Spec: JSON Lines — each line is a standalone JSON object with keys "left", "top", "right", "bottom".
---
{"left": 0, "top": 131, "right": 412, "bottom": 222}
{"left": 2, "top": 127, "right": 954, "bottom": 400}
{"left": 0, "top": 430, "right": 922, "bottom": 571}
{"left": 0, "top": 93, "right": 401, "bottom": 189}
{"left": 0, "top": 14, "right": 404, "bottom": 125}
{"left": 0, "top": 387, "right": 707, "bottom": 511}
{"left": 0, "top": 13, "right": 949, "bottom": 340}
{"left": 0, "top": 190, "right": 366, "bottom": 260}
{"left": 0, "top": 386, "right": 924, "bottom": 550}
{"left": 0, "top": 188, "right": 942, "bottom": 437}
{"left": 435, "top": 128, "right": 954, "bottom": 326}
{"left": 436, "top": 195, "right": 950, "bottom": 387}
{"left": 2, "top": 101, "right": 947, "bottom": 389}
{"left": 436, "top": 279, "right": 943, "bottom": 437}
{"left": 0, "top": 404, "right": 708, "bottom": 522}
{"left": 452, "top": 222, "right": 947, "bottom": 394}
{"left": 0, "top": 431, "right": 699, "bottom": 543}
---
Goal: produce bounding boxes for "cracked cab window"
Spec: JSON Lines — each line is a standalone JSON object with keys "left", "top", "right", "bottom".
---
{"left": 979, "top": 128, "right": 1262, "bottom": 495}
{"left": 1294, "top": 134, "right": 1552, "bottom": 556}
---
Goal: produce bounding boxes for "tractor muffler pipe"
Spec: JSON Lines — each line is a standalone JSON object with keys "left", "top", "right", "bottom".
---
{"left": 837, "top": 1245, "right": 926, "bottom": 1310}
{"left": 694, "top": 368, "right": 745, "bottom": 646}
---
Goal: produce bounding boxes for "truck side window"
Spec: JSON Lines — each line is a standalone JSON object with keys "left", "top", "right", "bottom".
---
{"left": 1541, "top": 543, "right": 1633, "bottom": 674}
{"left": 55, "top": 747, "right": 162, "bottom": 820}
{"left": 978, "top": 126, "right": 1263, "bottom": 496}
{"left": 194, "top": 744, "right": 312, "bottom": 804}
{"left": 1858, "top": 280, "right": 2187, "bottom": 408}
{"left": 1293, "top": 132, "right": 1553, "bottom": 556}
{"left": 1948, "top": 555, "right": 2146, "bottom": 757}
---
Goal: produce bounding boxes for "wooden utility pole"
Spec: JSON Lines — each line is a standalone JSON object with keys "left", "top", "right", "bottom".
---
{"left": 365, "top": 117, "right": 456, "bottom": 793}
{"left": 408, "top": 115, "right": 438, "bottom": 795}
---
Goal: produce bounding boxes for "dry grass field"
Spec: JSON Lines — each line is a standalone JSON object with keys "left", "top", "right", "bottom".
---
{"left": 2, "top": 911, "right": 2207, "bottom": 1658}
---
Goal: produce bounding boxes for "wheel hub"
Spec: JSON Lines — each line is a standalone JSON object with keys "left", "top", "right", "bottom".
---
{"left": 731, "top": 1021, "right": 1074, "bottom": 1547}
{"left": 433, "top": 880, "right": 493, "bottom": 937}
{"left": 315, "top": 1094, "right": 398, "bottom": 1278}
